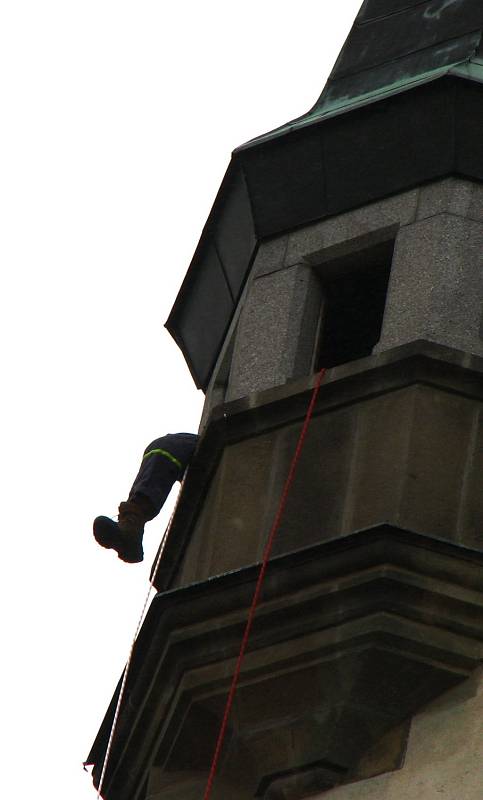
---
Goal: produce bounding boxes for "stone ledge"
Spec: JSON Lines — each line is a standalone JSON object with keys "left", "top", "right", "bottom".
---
{"left": 88, "top": 526, "right": 483, "bottom": 800}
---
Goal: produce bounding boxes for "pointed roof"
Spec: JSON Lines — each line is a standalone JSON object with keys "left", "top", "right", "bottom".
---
{"left": 167, "top": 0, "right": 483, "bottom": 390}
{"left": 240, "top": 0, "right": 483, "bottom": 149}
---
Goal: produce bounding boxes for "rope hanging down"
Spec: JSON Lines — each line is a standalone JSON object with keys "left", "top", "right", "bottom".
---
{"left": 202, "top": 368, "right": 326, "bottom": 800}
{"left": 95, "top": 482, "right": 185, "bottom": 800}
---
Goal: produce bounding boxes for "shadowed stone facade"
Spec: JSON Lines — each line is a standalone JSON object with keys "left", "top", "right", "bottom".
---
{"left": 176, "top": 344, "right": 483, "bottom": 587}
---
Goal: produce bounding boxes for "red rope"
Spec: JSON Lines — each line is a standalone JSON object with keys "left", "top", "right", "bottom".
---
{"left": 202, "top": 368, "right": 326, "bottom": 800}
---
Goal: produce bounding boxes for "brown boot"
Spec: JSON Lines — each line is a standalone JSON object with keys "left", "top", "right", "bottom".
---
{"left": 93, "top": 499, "right": 148, "bottom": 563}
{"left": 117, "top": 500, "right": 146, "bottom": 561}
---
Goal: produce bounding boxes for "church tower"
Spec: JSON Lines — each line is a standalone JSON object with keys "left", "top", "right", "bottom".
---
{"left": 87, "top": 2, "right": 483, "bottom": 798}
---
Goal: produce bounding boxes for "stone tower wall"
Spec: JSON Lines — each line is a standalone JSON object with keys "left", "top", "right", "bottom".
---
{"left": 203, "top": 177, "right": 483, "bottom": 418}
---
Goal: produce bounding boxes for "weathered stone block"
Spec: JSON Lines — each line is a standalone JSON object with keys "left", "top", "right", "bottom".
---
{"left": 272, "top": 406, "right": 357, "bottom": 556}
{"left": 459, "top": 408, "right": 483, "bottom": 549}
{"left": 339, "top": 388, "right": 415, "bottom": 534}
{"left": 468, "top": 180, "right": 483, "bottom": 223}
{"left": 416, "top": 177, "right": 476, "bottom": 221}
{"left": 284, "top": 189, "right": 418, "bottom": 268}
{"left": 254, "top": 235, "right": 289, "bottom": 278}
{"left": 399, "top": 385, "right": 478, "bottom": 540}
{"left": 177, "top": 431, "right": 279, "bottom": 583}
{"left": 228, "top": 264, "right": 322, "bottom": 401}
{"left": 376, "top": 214, "right": 483, "bottom": 357}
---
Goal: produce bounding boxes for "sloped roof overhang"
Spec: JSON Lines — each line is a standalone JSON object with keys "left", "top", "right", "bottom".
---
{"left": 166, "top": 75, "right": 483, "bottom": 389}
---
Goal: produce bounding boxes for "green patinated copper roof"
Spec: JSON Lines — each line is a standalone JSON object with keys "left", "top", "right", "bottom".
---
{"left": 239, "top": 0, "right": 483, "bottom": 150}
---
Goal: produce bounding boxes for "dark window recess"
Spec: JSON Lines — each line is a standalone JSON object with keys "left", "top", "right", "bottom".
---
{"left": 316, "top": 240, "right": 393, "bottom": 369}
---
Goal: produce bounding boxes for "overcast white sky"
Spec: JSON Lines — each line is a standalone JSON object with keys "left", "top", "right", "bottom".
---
{"left": 0, "top": 2, "right": 361, "bottom": 797}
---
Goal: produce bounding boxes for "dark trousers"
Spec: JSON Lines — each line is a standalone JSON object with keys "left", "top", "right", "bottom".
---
{"left": 128, "top": 433, "right": 198, "bottom": 518}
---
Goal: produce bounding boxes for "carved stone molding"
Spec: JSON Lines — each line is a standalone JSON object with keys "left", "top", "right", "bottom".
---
{"left": 88, "top": 526, "right": 483, "bottom": 799}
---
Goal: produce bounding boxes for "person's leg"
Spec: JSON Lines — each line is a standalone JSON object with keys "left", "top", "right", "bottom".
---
{"left": 93, "top": 433, "right": 198, "bottom": 563}
{"left": 127, "top": 436, "right": 184, "bottom": 516}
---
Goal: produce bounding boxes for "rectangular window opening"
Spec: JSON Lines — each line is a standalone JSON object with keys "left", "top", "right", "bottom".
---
{"left": 315, "top": 238, "right": 394, "bottom": 370}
